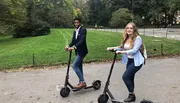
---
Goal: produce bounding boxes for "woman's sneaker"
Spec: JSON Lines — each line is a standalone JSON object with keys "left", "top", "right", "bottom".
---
{"left": 124, "top": 93, "right": 136, "bottom": 102}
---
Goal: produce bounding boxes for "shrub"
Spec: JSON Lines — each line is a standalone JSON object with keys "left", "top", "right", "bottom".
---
{"left": 13, "top": 19, "right": 50, "bottom": 38}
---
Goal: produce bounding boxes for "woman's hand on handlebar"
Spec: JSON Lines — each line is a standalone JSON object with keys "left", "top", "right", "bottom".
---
{"left": 107, "top": 47, "right": 115, "bottom": 51}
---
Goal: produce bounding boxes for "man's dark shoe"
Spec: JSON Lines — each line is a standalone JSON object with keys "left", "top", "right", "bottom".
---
{"left": 124, "top": 93, "right": 136, "bottom": 102}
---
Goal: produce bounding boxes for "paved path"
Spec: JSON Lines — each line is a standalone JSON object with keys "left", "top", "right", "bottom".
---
{"left": 88, "top": 28, "right": 180, "bottom": 40}
{"left": 0, "top": 57, "right": 180, "bottom": 103}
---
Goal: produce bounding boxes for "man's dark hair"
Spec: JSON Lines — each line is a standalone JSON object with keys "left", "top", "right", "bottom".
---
{"left": 74, "top": 17, "right": 81, "bottom": 23}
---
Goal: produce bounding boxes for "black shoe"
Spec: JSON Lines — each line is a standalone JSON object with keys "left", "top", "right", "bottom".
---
{"left": 140, "top": 99, "right": 153, "bottom": 103}
{"left": 124, "top": 93, "right": 136, "bottom": 102}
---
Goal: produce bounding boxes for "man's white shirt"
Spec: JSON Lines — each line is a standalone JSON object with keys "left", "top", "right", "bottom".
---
{"left": 75, "top": 26, "right": 81, "bottom": 39}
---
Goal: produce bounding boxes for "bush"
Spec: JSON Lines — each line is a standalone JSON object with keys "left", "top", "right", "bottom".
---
{"left": 0, "top": 22, "right": 15, "bottom": 36}
{"left": 13, "top": 20, "right": 50, "bottom": 38}
{"left": 13, "top": 25, "right": 30, "bottom": 38}
{"left": 110, "top": 8, "right": 133, "bottom": 28}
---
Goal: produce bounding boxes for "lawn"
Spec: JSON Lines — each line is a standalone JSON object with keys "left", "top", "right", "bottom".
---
{"left": 0, "top": 28, "right": 180, "bottom": 69}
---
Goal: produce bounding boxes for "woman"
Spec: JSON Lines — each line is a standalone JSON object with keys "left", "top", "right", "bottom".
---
{"left": 107, "top": 22, "right": 145, "bottom": 102}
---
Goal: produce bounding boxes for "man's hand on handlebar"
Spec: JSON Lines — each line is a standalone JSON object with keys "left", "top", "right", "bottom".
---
{"left": 65, "top": 45, "right": 75, "bottom": 51}
{"left": 68, "top": 47, "right": 75, "bottom": 51}
{"left": 65, "top": 46, "right": 74, "bottom": 51}
{"left": 65, "top": 45, "right": 69, "bottom": 51}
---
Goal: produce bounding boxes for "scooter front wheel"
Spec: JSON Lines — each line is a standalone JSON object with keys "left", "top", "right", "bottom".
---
{"left": 92, "top": 80, "right": 101, "bottom": 90}
{"left": 60, "top": 87, "right": 70, "bottom": 97}
{"left": 98, "top": 94, "right": 109, "bottom": 103}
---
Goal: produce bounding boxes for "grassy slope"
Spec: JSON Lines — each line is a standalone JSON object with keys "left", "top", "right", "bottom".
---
{"left": 0, "top": 29, "right": 180, "bottom": 69}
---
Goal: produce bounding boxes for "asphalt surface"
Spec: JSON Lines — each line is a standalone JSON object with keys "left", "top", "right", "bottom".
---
{"left": 88, "top": 28, "right": 180, "bottom": 40}
{"left": 0, "top": 56, "right": 180, "bottom": 103}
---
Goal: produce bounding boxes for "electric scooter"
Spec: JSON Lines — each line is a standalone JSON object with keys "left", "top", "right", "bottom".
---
{"left": 60, "top": 50, "right": 101, "bottom": 97}
{"left": 98, "top": 49, "right": 123, "bottom": 103}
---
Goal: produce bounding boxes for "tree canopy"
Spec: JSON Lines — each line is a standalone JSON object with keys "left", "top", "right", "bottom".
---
{"left": 0, "top": 0, "right": 179, "bottom": 36}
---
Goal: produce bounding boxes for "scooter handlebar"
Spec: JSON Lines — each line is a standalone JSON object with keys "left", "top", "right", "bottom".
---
{"left": 65, "top": 47, "right": 75, "bottom": 52}
{"left": 108, "top": 49, "right": 116, "bottom": 52}
{"left": 107, "top": 47, "right": 116, "bottom": 53}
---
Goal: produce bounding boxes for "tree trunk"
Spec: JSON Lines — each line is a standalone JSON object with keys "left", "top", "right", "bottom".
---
{"left": 164, "top": 11, "right": 167, "bottom": 28}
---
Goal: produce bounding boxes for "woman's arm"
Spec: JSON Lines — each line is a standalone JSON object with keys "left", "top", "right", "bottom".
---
{"left": 116, "top": 37, "right": 142, "bottom": 54}
{"left": 114, "top": 46, "right": 123, "bottom": 51}
{"left": 126, "top": 37, "right": 142, "bottom": 55}
{"left": 107, "top": 46, "right": 123, "bottom": 51}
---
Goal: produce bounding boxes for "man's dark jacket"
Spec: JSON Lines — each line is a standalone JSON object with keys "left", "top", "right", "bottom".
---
{"left": 69, "top": 27, "right": 88, "bottom": 57}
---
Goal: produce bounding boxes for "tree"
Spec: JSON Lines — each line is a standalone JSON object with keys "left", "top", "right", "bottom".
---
{"left": 47, "top": 7, "right": 72, "bottom": 27}
{"left": 110, "top": 8, "right": 133, "bottom": 27}
{"left": 13, "top": 0, "right": 50, "bottom": 38}
{"left": 110, "top": 0, "right": 151, "bottom": 24}
{"left": 147, "top": 0, "right": 180, "bottom": 27}
{"left": 0, "top": 0, "right": 26, "bottom": 35}
{"left": 74, "top": 0, "right": 89, "bottom": 25}
{"left": 164, "top": 0, "right": 180, "bottom": 26}
{"left": 47, "top": 0, "right": 75, "bottom": 27}
{"left": 87, "top": 0, "right": 103, "bottom": 25}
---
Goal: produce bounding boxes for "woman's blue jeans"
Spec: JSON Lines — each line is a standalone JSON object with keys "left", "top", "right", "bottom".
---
{"left": 122, "top": 58, "right": 142, "bottom": 93}
{"left": 72, "top": 54, "right": 85, "bottom": 82}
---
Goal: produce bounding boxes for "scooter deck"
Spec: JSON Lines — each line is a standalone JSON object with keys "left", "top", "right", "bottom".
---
{"left": 110, "top": 99, "right": 124, "bottom": 103}
{"left": 72, "top": 85, "right": 93, "bottom": 91}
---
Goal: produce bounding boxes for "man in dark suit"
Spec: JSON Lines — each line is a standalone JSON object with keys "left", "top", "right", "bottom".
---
{"left": 65, "top": 18, "right": 88, "bottom": 89}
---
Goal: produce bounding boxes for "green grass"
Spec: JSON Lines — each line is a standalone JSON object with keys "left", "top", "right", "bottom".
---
{"left": 0, "top": 28, "right": 180, "bottom": 69}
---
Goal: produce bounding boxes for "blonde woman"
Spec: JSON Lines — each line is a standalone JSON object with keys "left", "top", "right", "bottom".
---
{"left": 107, "top": 22, "right": 145, "bottom": 102}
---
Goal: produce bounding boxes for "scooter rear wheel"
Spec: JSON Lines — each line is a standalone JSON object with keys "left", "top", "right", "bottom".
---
{"left": 92, "top": 80, "right": 101, "bottom": 90}
{"left": 60, "top": 87, "right": 70, "bottom": 97}
{"left": 98, "top": 94, "right": 109, "bottom": 103}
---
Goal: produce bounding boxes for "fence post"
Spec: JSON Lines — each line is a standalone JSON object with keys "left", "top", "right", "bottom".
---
{"left": 153, "top": 28, "right": 154, "bottom": 37}
{"left": 144, "top": 27, "right": 145, "bottom": 35}
{"left": 161, "top": 44, "right": 164, "bottom": 55}
{"left": 32, "top": 53, "right": 35, "bottom": 66}
{"left": 166, "top": 28, "right": 168, "bottom": 38}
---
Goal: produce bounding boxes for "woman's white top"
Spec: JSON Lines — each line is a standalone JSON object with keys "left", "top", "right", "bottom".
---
{"left": 124, "top": 44, "right": 134, "bottom": 58}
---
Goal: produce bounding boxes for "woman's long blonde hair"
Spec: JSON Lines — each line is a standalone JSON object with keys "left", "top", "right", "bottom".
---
{"left": 121, "top": 22, "right": 140, "bottom": 48}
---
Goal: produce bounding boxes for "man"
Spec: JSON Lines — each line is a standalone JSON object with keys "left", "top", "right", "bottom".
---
{"left": 65, "top": 18, "right": 88, "bottom": 89}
